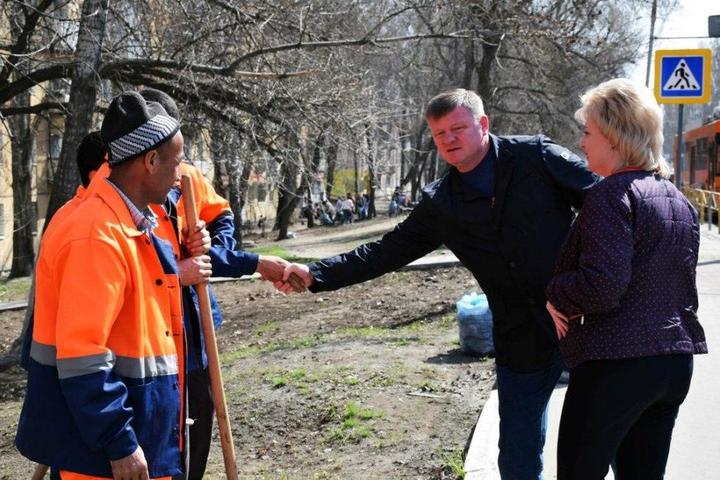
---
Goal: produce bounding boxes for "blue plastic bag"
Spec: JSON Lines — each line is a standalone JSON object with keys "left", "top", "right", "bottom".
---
{"left": 456, "top": 292, "right": 494, "bottom": 356}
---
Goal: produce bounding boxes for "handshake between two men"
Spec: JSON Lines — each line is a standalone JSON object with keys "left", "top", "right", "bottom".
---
{"left": 176, "top": 221, "right": 312, "bottom": 290}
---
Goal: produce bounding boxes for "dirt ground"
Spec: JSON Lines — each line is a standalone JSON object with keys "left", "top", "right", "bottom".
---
{"left": 0, "top": 264, "right": 495, "bottom": 479}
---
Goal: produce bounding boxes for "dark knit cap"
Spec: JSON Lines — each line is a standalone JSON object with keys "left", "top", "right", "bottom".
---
{"left": 139, "top": 88, "right": 180, "bottom": 121}
{"left": 101, "top": 91, "right": 180, "bottom": 166}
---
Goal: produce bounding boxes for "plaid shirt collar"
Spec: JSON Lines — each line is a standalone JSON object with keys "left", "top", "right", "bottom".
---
{"left": 106, "top": 179, "right": 158, "bottom": 234}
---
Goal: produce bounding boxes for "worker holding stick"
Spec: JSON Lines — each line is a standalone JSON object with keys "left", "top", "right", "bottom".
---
{"left": 139, "top": 89, "right": 290, "bottom": 480}
{"left": 16, "top": 92, "right": 187, "bottom": 479}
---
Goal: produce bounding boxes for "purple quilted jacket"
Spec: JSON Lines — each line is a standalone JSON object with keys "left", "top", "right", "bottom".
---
{"left": 546, "top": 169, "right": 707, "bottom": 368}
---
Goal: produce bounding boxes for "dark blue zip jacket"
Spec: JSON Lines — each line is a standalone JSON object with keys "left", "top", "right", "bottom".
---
{"left": 308, "top": 134, "right": 600, "bottom": 369}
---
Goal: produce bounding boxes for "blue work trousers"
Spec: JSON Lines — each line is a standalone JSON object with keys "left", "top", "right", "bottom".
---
{"left": 496, "top": 355, "right": 563, "bottom": 480}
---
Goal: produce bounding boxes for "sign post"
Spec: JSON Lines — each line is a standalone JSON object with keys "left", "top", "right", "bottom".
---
{"left": 654, "top": 49, "right": 712, "bottom": 187}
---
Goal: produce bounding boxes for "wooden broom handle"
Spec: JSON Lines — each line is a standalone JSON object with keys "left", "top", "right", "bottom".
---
{"left": 180, "top": 175, "right": 239, "bottom": 479}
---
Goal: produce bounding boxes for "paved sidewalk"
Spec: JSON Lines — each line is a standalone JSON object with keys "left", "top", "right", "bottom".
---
{"left": 465, "top": 229, "right": 720, "bottom": 480}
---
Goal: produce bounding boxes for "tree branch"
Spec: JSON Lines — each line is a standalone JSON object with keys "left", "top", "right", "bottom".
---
{"left": 0, "top": 0, "right": 56, "bottom": 86}
{"left": 0, "top": 101, "right": 66, "bottom": 116}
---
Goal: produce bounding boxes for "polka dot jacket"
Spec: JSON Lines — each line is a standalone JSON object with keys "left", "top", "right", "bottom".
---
{"left": 546, "top": 170, "right": 708, "bottom": 368}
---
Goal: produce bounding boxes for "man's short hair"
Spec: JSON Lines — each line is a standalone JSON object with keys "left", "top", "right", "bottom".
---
{"left": 425, "top": 88, "right": 485, "bottom": 120}
{"left": 76, "top": 131, "right": 106, "bottom": 187}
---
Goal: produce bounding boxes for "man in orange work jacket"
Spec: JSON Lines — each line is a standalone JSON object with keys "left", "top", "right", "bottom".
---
{"left": 19, "top": 132, "right": 109, "bottom": 370}
{"left": 16, "top": 92, "right": 187, "bottom": 480}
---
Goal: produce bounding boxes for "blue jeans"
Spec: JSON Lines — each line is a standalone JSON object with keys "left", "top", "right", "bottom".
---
{"left": 496, "top": 355, "right": 563, "bottom": 480}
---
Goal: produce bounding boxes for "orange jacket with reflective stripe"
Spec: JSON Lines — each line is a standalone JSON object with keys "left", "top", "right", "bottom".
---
{"left": 16, "top": 178, "right": 185, "bottom": 478}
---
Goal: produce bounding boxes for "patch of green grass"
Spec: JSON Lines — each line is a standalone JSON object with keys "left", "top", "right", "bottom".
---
{"left": 357, "top": 408, "right": 383, "bottom": 420}
{"left": 343, "top": 401, "right": 360, "bottom": 419}
{"left": 325, "top": 401, "right": 384, "bottom": 444}
{"left": 255, "top": 321, "right": 279, "bottom": 335}
{"left": 417, "top": 379, "right": 435, "bottom": 392}
{"left": 221, "top": 334, "right": 324, "bottom": 362}
{"left": 295, "top": 382, "right": 310, "bottom": 396}
{"left": 368, "top": 372, "right": 396, "bottom": 387}
{"left": 370, "top": 431, "right": 405, "bottom": 449}
{"left": 260, "top": 367, "right": 315, "bottom": 395}
{"left": 271, "top": 375, "right": 287, "bottom": 388}
{"left": 344, "top": 375, "right": 360, "bottom": 385}
{"left": 351, "top": 425, "right": 372, "bottom": 439}
{"left": 439, "top": 313, "right": 456, "bottom": 328}
{"left": 247, "top": 244, "right": 289, "bottom": 257}
{"left": 342, "top": 416, "right": 359, "bottom": 429}
{"left": 222, "top": 315, "right": 455, "bottom": 363}
{"left": 440, "top": 449, "right": 466, "bottom": 479}
{"left": 0, "top": 276, "right": 31, "bottom": 303}
{"left": 247, "top": 244, "right": 318, "bottom": 264}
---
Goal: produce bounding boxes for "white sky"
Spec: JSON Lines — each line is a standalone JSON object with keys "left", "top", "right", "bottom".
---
{"left": 631, "top": 0, "right": 720, "bottom": 85}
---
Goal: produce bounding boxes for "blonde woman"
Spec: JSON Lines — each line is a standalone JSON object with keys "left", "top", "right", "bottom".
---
{"left": 545, "top": 79, "right": 707, "bottom": 480}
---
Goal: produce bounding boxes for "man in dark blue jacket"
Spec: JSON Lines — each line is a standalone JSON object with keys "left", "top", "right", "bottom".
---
{"left": 279, "top": 88, "right": 600, "bottom": 480}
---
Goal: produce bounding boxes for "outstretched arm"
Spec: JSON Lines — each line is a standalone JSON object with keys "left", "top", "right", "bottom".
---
{"left": 276, "top": 199, "right": 442, "bottom": 294}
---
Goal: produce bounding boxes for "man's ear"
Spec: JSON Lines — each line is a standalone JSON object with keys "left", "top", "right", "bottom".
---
{"left": 479, "top": 115, "right": 490, "bottom": 135}
{"left": 143, "top": 149, "right": 158, "bottom": 172}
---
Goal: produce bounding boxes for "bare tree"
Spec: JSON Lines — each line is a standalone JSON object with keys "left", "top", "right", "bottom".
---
{"left": 45, "top": 0, "right": 109, "bottom": 224}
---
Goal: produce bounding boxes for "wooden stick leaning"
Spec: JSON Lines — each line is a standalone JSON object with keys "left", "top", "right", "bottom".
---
{"left": 180, "top": 175, "right": 239, "bottom": 480}
{"left": 31, "top": 464, "right": 48, "bottom": 480}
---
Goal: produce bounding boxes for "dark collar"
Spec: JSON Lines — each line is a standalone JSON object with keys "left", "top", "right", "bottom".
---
{"left": 447, "top": 134, "right": 514, "bottom": 200}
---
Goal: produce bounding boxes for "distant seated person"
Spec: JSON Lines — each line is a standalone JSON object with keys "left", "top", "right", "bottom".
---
{"left": 319, "top": 209, "right": 334, "bottom": 226}
{"left": 388, "top": 197, "right": 399, "bottom": 217}
{"left": 398, "top": 191, "right": 408, "bottom": 207}
{"left": 334, "top": 197, "right": 344, "bottom": 224}
{"left": 360, "top": 194, "right": 370, "bottom": 220}
{"left": 323, "top": 200, "right": 336, "bottom": 223}
{"left": 341, "top": 193, "right": 354, "bottom": 224}
{"left": 302, "top": 202, "right": 315, "bottom": 228}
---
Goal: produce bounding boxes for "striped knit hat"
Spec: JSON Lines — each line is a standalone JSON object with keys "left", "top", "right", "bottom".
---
{"left": 101, "top": 91, "right": 180, "bottom": 166}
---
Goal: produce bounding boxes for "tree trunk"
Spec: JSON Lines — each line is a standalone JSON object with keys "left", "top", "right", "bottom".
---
{"left": 208, "top": 124, "right": 229, "bottom": 199}
{"left": 274, "top": 155, "right": 303, "bottom": 240}
{"left": 353, "top": 141, "right": 360, "bottom": 195}
{"left": 365, "top": 124, "right": 377, "bottom": 218}
{"left": 225, "top": 151, "right": 244, "bottom": 245}
{"left": 211, "top": 151, "right": 228, "bottom": 199}
{"left": 325, "top": 138, "right": 337, "bottom": 198}
{"left": 462, "top": 36, "right": 475, "bottom": 90}
{"left": 476, "top": 32, "right": 502, "bottom": 104}
{"left": 8, "top": 84, "right": 35, "bottom": 278}
{"left": 44, "top": 0, "right": 109, "bottom": 227}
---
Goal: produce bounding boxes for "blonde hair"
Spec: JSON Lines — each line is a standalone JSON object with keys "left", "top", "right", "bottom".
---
{"left": 575, "top": 78, "right": 670, "bottom": 178}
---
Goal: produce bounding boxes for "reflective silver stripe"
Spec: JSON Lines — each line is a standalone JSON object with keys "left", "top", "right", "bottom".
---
{"left": 114, "top": 354, "right": 178, "bottom": 379}
{"left": 31, "top": 340, "right": 177, "bottom": 380}
{"left": 30, "top": 341, "right": 57, "bottom": 366}
{"left": 57, "top": 352, "right": 115, "bottom": 380}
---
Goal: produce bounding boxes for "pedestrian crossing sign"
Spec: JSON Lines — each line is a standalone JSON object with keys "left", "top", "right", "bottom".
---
{"left": 654, "top": 49, "right": 712, "bottom": 104}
